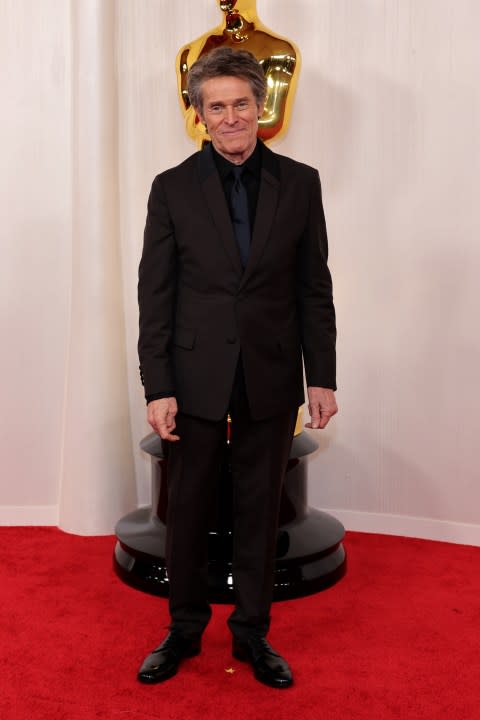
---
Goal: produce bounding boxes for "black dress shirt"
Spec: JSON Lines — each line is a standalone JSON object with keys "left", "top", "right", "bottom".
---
{"left": 211, "top": 140, "right": 262, "bottom": 230}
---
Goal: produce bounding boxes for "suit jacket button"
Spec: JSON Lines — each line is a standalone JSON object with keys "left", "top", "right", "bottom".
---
{"left": 226, "top": 336, "right": 237, "bottom": 344}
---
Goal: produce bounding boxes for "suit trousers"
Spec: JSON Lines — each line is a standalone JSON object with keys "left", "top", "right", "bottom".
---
{"left": 165, "top": 359, "right": 298, "bottom": 640}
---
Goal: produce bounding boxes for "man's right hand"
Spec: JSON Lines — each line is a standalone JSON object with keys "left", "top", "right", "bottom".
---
{"left": 147, "top": 397, "right": 180, "bottom": 441}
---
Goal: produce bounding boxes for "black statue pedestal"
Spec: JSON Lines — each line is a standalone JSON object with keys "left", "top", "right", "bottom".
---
{"left": 114, "top": 427, "right": 346, "bottom": 601}
{"left": 114, "top": 432, "right": 346, "bottom": 603}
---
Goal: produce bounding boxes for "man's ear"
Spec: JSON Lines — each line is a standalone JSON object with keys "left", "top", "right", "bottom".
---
{"left": 196, "top": 107, "right": 206, "bottom": 127}
{"left": 257, "top": 102, "right": 265, "bottom": 119}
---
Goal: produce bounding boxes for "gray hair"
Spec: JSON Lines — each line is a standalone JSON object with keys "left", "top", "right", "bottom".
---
{"left": 187, "top": 47, "right": 267, "bottom": 113}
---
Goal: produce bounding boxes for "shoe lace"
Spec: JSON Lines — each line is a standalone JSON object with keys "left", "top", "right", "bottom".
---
{"left": 249, "top": 635, "right": 279, "bottom": 659}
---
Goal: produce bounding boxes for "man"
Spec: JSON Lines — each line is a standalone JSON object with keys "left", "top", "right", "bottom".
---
{"left": 137, "top": 47, "right": 337, "bottom": 688}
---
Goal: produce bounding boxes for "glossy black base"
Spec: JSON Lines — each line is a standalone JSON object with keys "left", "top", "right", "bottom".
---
{"left": 115, "top": 508, "right": 345, "bottom": 602}
{"left": 114, "top": 430, "right": 346, "bottom": 602}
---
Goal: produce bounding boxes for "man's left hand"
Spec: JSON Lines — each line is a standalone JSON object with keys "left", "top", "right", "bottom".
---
{"left": 306, "top": 387, "right": 338, "bottom": 429}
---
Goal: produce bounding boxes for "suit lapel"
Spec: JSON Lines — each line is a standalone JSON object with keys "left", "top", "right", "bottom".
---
{"left": 197, "top": 144, "right": 243, "bottom": 275}
{"left": 196, "top": 142, "right": 281, "bottom": 284}
{"left": 240, "top": 144, "right": 280, "bottom": 290}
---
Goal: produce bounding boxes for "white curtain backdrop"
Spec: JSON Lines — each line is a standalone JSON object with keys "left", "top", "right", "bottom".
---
{"left": 58, "top": 0, "right": 136, "bottom": 533}
{"left": 1, "top": 0, "right": 479, "bottom": 540}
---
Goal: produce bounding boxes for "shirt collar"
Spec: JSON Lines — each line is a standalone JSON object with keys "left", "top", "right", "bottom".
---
{"left": 211, "top": 140, "right": 262, "bottom": 180}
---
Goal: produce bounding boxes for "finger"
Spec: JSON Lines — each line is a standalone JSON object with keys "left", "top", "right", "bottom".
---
{"left": 157, "top": 424, "right": 180, "bottom": 441}
{"left": 158, "top": 421, "right": 180, "bottom": 442}
{"left": 306, "top": 410, "right": 334, "bottom": 430}
{"left": 308, "top": 403, "right": 321, "bottom": 429}
{"left": 148, "top": 418, "right": 159, "bottom": 434}
{"left": 160, "top": 431, "right": 180, "bottom": 442}
{"left": 318, "top": 412, "right": 331, "bottom": 429}
{"left": 149, "top": 411, "right": 172, "bottom": 432}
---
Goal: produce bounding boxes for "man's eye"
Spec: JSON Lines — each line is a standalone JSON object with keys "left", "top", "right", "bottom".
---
{"left": 236, "top": 102, "right": 249, "bottom": 110}
{"left": 210, "top": 105, "right": 222, "bottom": 113}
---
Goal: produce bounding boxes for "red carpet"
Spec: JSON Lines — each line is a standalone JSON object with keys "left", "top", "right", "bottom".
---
{"left": 1, "top": 527, "right": 479, "bottom": 720}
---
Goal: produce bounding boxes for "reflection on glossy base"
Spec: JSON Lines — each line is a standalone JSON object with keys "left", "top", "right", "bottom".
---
{"left": 114, "top": 431, "right": 346, "bottom": 602}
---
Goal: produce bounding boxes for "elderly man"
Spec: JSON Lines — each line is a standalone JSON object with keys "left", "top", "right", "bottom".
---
{"left": 137, "top": 47, "right": 337, "bottom": 688}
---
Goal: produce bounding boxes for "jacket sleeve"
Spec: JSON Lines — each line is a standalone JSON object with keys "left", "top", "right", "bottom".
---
{"left": 296, "top": 169, "right": 337, "bottom": 390}
{"left": 137, "top": 174, "right": 177, "bottom": 399}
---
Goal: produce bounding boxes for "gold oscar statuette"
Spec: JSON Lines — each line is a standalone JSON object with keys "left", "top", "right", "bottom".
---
{"left": 176, "top": 0, "right": 300, "bottom": 148}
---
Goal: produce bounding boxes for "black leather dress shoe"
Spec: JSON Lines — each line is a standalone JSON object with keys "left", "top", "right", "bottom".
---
{"left": 137, "top": 631, "right": 201, "bottom": 684}
{"left": 232, "top": 636, "right": 293, "bottom": 688}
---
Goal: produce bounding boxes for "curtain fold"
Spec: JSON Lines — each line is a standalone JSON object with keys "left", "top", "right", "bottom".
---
{"left": 58, "top": 0, "right": 136, "bottom": 534}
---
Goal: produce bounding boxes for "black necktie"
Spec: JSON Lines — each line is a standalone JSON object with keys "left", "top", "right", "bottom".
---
{"left": 230, "top": 166, "right": 250, "bottom": 268}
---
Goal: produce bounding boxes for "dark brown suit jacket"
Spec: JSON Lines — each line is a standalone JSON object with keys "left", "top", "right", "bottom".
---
{"left": 138, "top": 142, "right": 336, "bottom": 421}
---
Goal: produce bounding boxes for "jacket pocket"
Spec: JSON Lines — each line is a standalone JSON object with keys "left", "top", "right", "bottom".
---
{"left": 173, "top": 326, "right": 196, "bottom": 350}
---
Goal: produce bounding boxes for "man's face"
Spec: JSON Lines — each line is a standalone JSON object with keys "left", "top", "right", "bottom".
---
{"left": 197, "top": 76, "right": 263, "bottom": 164}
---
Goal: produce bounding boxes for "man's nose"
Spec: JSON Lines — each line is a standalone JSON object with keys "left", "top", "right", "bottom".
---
{"left": 224, "top": 105, "right": 237, "bottom": 124}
